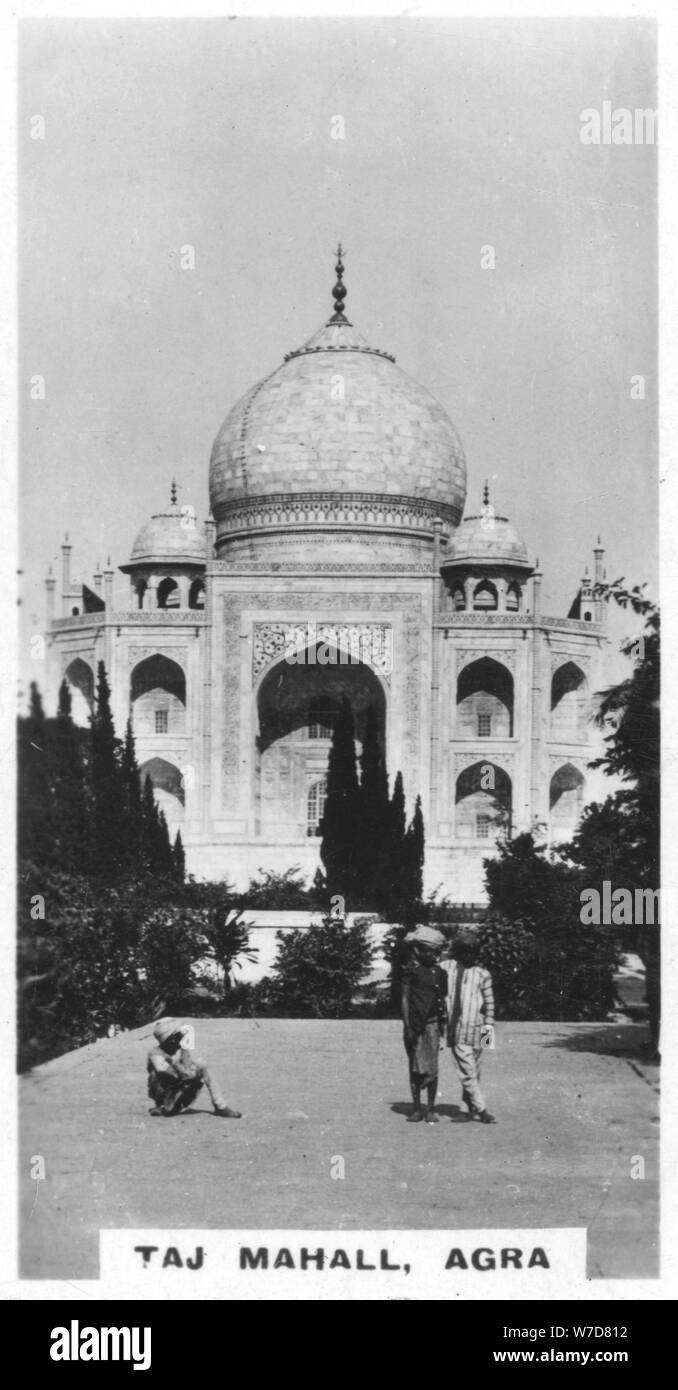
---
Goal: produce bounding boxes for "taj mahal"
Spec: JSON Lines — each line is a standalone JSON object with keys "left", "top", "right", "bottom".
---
{"left": 43, "top": 251, "right": 610, "bottom": 900}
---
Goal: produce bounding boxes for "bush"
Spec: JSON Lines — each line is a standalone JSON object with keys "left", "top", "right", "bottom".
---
{"left": 474, "top": 911, "right": 621, "bottom": 1022}
{"left": 263, "top": 914, "right": 376, "bottom": 1017}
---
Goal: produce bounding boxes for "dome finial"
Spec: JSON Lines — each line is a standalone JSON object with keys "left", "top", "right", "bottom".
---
{"left": 171, "top": 478, "right": 178, "bottom": 507}
{"left": 329, "top": 242, "right": 348, "bottom": 323}
{"left": 483, "top": 479, "right": 490, "bottom": 507}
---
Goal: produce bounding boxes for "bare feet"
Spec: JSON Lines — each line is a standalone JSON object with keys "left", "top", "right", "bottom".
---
{"left": 407, "top": 1109, "right": 424, "bottom": 1122}
{"left": 424, "top": 1110, "right": 439, "bottom": 1124}
{"left": 214, "top": 1106, "right": 242, "bottom": 1118}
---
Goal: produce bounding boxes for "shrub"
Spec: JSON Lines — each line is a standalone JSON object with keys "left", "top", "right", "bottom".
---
{"left": 263, "top": 914, "right": 376, "bottom": 1017}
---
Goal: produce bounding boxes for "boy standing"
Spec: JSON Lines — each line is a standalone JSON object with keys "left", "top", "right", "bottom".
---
{"left": 401, "top": 927, "right": 448, "bottom": 1124}
{"left": 147, "top": 1018, "right": 242, "bottom": 1118}
{"left": 443, "top": 937, "right": 497, "bottom": 1124}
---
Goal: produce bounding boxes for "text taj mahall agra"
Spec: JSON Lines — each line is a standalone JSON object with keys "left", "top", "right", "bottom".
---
{"left": 45, "top": 251, "right": 609, "bottom": 898}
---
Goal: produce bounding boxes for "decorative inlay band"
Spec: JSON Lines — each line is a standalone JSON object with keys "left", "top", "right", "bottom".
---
{"left": 252, "top": 621, "right": 393, "bottom": 681}
{"left": 215, "top": 491, "right": 462, "bottom": 537}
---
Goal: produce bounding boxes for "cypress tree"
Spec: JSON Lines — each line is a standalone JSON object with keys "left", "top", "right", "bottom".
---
{"left": 386, "top": 770, "right": 408, "bottom": 915}
{"left": 357, "top": 705, "right": 391, "bottom": 909}
{"left": 157, "top": 809, "right": 175, "bottom": 878}
{"left": 17, "top": 683, "right": 53, "bottom": 868}
{"left": 48, "top": 678, "right": 91, "bottom": 875}
{"left": 91, "top": 661, "right": 126, "bottom": 880}
{"left": 121, "top": 717, "right": 144, "bottom": 876}
{"left": 140, "top": 774, "right": 174, "bottom": 878}
{"left": 404, "top": 795, "right": 425, "bottom": 918}
{"left": 320, "top": 695, "right": 361, "bottom": 905}
{"left": 172, "top": 830, "right": 186, "bottom": 883}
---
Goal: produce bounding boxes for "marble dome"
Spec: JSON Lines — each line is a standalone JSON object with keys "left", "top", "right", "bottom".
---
{"left": 125, "top": 500, "right": 206, "bottom": 568}
{"left": 209, "top": 262, "right": 467, "bottom": 557}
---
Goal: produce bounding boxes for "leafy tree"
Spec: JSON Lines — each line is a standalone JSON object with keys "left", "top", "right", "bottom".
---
{"left": 206, "top": 903, "right": 258, "bottom": 996}
{"left": 481, "top": 837, "right": 621, "bottom": 1020}
{"left": 243, "top": 865, "right": 323, "bottom": 909}
{"left": 320, "top": 695, "right": 361, "bottom": 905}
{"left": 565, "top": 584, "right": 660, "bottom": 1046}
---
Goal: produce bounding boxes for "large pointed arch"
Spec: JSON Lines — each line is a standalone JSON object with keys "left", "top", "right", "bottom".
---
{"left": 456, "top": 656, "right": 514, "bottom": 738}
{"left": 130, "top": 654, "right": 186, "bottom": 737}
{"left": 140, "top": 756, "right": 185, "bottom": 827}
{"left": 254, "top": 643, "right": 387, "bottom": 839}
{"left": 64, "top": 657, "right": 95, "bottom": 727}
{"left": 549, "top": 762, "right": 585, "bottom": 837}
{"left": 551, "top": 661, "right": 588, "bottom": 740}
{"left": 455, "top": 759, "right": 512, "bottom": 841}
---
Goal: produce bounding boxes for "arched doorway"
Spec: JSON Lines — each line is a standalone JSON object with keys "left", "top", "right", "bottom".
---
{"left": 64, "top": 658, "right": 94, "bottom": 727}
{"left": 140, "top": 756, "right": 185, "bottom": 831}
{"left": 455, "top": 761, "right": 512, "bottom": 840}
{"left": 550, "top": 763, "right": 585, "bottom": 839}
{"left": 551, "top": 662, "right": 587, "bottom": 740}
{"left": 456, "top": 657, "right": 514, "bottom": 738}
{"left": 255, "top": 645, "right": 386, "bottom": 839}
{"left": 130, "top": 654, "right": 186, "bottom": 737}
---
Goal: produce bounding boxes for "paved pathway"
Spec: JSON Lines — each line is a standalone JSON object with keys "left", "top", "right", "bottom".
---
{"left": 19, "top": 1019, "right": 659, "bottom": 1281}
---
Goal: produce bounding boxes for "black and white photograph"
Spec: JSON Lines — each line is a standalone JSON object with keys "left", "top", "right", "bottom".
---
{"left": 8, "top": 4, "right": 668, "bottom": 1306}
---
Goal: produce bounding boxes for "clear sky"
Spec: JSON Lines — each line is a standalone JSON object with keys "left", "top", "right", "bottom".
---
{"left": 18, "top": 15, "right": 657, "bottom": 689}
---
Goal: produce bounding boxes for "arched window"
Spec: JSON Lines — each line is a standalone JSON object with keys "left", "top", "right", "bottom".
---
{"left": 455, "top": 761, "right": 512, "bottom": 840}
{"left": 473, "top": 580, "right": 498, "bottom": 612}
{"left": 157, "top": 577, "right": 180, "bottom": 610}
{"left": 549, "top": 763, "right": 585, "bottom": 838}
{"left": 189, "top": 577, "right": 205, "bottom": 610}
{"left": 457, "top": 657, "right": 514, "bottom": 738}
{"left": 136, "top": 580, "right": 147, "bottom": 611}
{"left": 506, "top": 583, "right": 520, "bottom": 612}
{"left": 452, "top": 585, "right": 466, "bottom": 611}
{"left": 307, "top": 778, "right": 327, "bottom": 837}
{"left": 131, "top": 654, "right": 186, "bottom": 737}
{"left": 140, "top": 757, "right": 185, "bottom": 828}
{"left": 551, "top": 662, "right": 587, "bottom": 741}
{"left": 64, "top": 657, "right": 95, "bottom": 727}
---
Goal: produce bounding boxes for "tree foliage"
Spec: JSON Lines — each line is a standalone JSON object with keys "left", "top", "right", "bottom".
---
{"left": 259, "top": 914, "right": 376, "bottom": 1018}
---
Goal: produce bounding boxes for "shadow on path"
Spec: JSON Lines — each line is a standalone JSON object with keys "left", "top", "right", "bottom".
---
{"left": 542, "top": 1021, "right": 656, "bottom": 1062}
{"left": 390, "top": 1102, "right": 469, "bottom": 1123}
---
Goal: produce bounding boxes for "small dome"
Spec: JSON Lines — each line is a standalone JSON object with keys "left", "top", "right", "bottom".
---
{"left": 125, "top": 497, "right": 206, "bottom": 568}
{"left": 443, "top": 503, "right": 532, "bottom": 570}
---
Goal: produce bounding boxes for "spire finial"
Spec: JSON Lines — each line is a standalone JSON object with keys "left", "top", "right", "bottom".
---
{"left": 171, "top": 478, "right": 178, "bottom": 507}
{"left": 329, "top": 242, "right": 347, "bottom": 322}
{"left": 483, "top": 479, "right": 490, "bottom": 507}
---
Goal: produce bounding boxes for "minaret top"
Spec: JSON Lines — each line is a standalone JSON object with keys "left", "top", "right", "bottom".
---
{"left": 328, "top": 243, "right": 348, "bottom": 324}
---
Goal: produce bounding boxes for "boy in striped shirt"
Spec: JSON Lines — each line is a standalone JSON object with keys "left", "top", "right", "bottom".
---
{"left": 443, "top": 937, "right": 497, "bottom": 1124}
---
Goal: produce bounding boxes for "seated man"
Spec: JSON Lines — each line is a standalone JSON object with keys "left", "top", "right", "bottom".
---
{"left": 147, "top": 1018, "right": 242, "bottom": 1119}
